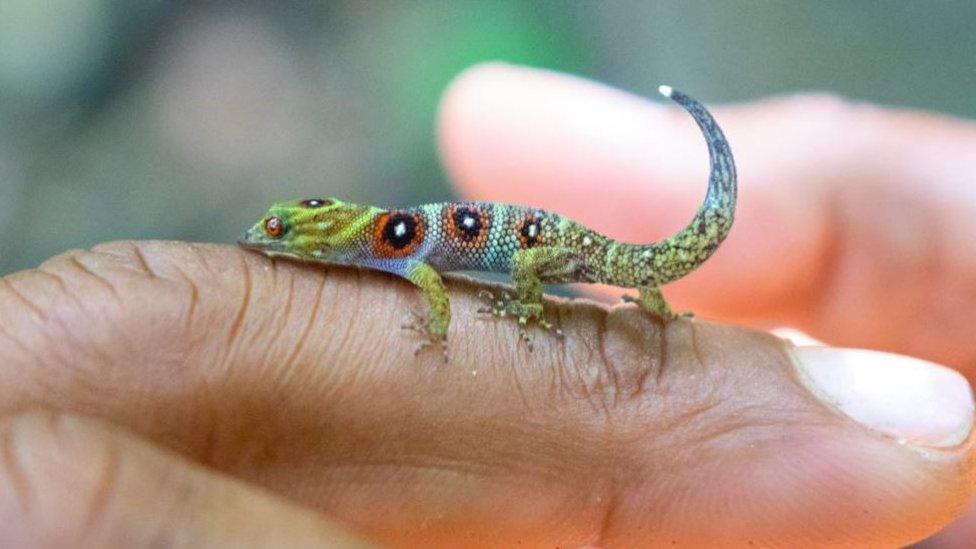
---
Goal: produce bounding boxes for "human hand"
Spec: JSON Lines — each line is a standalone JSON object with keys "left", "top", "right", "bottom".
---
{"left": 0, "top": 65, "right": 972, "bottom": 547}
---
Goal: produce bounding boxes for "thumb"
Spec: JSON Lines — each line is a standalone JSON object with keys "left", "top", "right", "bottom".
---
{"left": 0, "top": 411, "right": 374, "bottom": 548}
{"left": 0, "top": 241, "right": 973, "bottom": 546}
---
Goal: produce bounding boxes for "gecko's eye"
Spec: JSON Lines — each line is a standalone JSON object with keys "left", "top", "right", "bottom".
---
{"left": 300, "top": 198, "right": 332, "bottom": 208}
{"left": 264, "top": 216, "right": 284, "bottom": 238}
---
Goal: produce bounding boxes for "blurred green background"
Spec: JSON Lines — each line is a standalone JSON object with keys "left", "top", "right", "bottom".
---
{"left": 1, "top": 0, "right": 974, "bottom": 275}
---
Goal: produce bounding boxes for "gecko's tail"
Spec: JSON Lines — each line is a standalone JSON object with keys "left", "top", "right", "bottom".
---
{"left": 646, "top": 86, "right": 737, "bottom": 285}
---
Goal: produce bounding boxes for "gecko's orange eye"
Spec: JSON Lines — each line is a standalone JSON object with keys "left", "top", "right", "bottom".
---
{"left": 264, "top": 216, "right": 284, "bottom": 238}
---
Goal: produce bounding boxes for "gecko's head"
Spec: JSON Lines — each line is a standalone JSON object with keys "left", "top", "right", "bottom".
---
{"left": 239, "top": 198, "right": 373, "bottom": 261}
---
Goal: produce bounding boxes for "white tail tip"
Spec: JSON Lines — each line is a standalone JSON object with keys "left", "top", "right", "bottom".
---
{"left": 658, "top": 85, "right": 674, "bottom": 98}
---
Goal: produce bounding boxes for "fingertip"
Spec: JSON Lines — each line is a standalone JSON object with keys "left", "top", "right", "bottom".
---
{"left": 588, "top": 322, "right": 976, "bottom": 546}
{"left": 438, "top": 62, "right": 689, "bottom": 224}
{"left": 793, "top": 347, "right": 975, "bottom": 448}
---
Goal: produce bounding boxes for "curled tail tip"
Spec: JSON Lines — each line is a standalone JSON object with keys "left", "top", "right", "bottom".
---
{"left": 646, "top": 84, "right": 737, "bottom": 285}
{"left": 658, "top": 84, "right": 697, "bottom": 110}
{"left": 658, "top": 84, "right": 693, "bottom": 105}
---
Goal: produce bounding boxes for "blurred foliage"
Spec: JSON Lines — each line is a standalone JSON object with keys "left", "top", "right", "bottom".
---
{"left": 0, "top": 0, "right": 973, "bottom": 274}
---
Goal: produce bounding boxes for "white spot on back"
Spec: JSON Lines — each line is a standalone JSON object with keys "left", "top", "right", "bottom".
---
{"left": 582, "top": 236, "right": 592, "bottom": 246}
{"left": 462, "top": 215, "right": 476, "bottom": 228}
{"left": 527, "top": 224, "right": 538, "bottom": 238}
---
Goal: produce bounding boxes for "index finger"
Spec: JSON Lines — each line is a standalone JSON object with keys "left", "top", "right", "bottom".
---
{"left": 438, "top": 63, "right": 976, "bottom": 371}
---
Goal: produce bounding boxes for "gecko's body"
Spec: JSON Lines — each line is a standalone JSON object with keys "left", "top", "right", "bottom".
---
{"left": 241, "top": 87, "right": 736, "bottom": 353}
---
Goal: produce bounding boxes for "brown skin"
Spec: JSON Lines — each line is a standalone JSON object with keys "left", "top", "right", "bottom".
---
{"left": 0, "top": 241, "right": 972, "bottom": 547}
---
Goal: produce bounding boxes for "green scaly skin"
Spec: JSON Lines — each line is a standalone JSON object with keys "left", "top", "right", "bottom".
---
{"left": 240, "top": 87, "right": 737, "bottom": 357}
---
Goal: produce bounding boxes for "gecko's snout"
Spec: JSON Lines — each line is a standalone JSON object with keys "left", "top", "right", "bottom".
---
{"left": 238, "top": 226, "right": 286, "bottom": 253}
{"left": 238, "top": 229, "right": 262, "bottom": 249}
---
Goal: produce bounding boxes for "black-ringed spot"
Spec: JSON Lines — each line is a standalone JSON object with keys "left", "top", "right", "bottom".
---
{"left": 518, "top": 212, "right": 544, "bottom": 248}
{"left": 444, "top": 204, "right": 491, "bottom": 247}
{"left": 374, "top": 210, "right": 425, "bottom": 258}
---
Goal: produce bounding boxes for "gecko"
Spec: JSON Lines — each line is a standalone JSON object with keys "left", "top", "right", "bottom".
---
{"left": 240, "top": 86, "right": 736, "bottom": 357}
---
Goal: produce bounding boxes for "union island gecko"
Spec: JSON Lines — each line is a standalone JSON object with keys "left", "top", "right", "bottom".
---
{"left": 240, "top": 86, "right": 737, "bottom": 359}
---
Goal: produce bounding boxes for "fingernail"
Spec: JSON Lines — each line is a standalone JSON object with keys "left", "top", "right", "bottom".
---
{"left": 793, "top": 347, "right": 974, "bottom": 447}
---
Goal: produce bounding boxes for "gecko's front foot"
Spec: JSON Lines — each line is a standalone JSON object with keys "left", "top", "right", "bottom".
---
{"left": 401, "top": 309, "right": 448, "bottom": 362}
{"left": 477, "top": 290, "right": 563, "bottom": 351}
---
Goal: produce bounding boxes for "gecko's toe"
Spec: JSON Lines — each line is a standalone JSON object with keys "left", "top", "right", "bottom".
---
{"left": 401, "top": 309, "right": 427, "bottom": 333}
{"left": 519, "top": 327, "right": 534, "bottom": 352}
{"left": 478, "top": 291, "right": 563, "bottom": 349}
{"left": 402, "top": 309, "right": 450, "bottom": 361}
{"left": 536, "top": 316, "right": 563, "bottom": 339}
{"left": 411, "top": 335, "right": 449, "bottom": 362}
{"left": 476, "top": 289, "right": 494, "bottom": 302}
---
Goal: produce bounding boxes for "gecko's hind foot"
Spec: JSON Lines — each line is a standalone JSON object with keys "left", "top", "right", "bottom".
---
{"left": 476, "top": 289, "right": 510, "bottom": 317}
{"left": 477, "top": 290, "right": 563, "bottom": 351}
{"left": 621, "top": 293, "right": 693, "bottom": 321}
{"left": 401, "top": 309, "right": 449, "bottom": 362}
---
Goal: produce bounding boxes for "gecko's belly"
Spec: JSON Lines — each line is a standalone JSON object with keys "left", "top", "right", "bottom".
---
{"left": 424, "top": 245, "right": 515, "bottom": 274}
